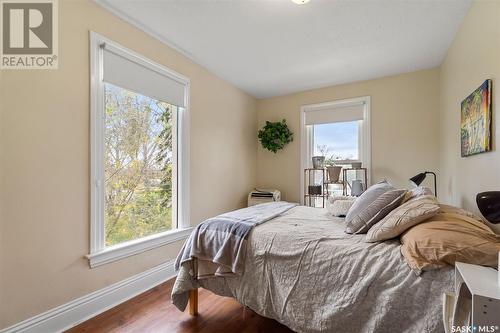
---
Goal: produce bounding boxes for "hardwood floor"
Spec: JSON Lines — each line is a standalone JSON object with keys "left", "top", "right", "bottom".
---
{"left": 67, "top": 278, "right": 294, "bottom": 333}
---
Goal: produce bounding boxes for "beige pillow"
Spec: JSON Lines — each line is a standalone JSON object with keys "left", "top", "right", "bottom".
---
{"left": 365, "top": 195, "right": 439, "bottom": 242}
{"left": 345, "top": 189, "right": 407, "bottom": 234}
{"left": 438, "top": 203, "right": 482, "bottom": 220}
{"left": 402, "top": 186, "right": 433, "bottom": 203}
{"left": 400, "top": 207, "right": 500, "bottom": 274}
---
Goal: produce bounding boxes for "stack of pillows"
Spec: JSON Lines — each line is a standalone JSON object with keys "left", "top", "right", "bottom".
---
{"left": 343, "top": 180, "right": 500, "bottom": 274}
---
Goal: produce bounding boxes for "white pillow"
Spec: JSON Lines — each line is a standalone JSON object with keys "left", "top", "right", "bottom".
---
{"left": 327, "top": 196, "right": 356, "bottom": 217}
{"left": 403, "top": 186, "right": 433, "bottom": 203}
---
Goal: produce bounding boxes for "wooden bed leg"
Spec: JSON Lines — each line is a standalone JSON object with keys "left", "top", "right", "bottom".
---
{"left": 189, "top": 288, "right": 198, "bottom": 316}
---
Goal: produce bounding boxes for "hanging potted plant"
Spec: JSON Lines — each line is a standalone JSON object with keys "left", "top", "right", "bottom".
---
{"left": 258, "top": 119, "right": 293, "bottom": 153}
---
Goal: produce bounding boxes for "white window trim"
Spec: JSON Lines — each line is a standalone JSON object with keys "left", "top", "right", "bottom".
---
{"left": 87, "top": 32, "right": 191, "bottom": 268}
{"left": 300, "top": 96, "right": 371, "bottom": 204}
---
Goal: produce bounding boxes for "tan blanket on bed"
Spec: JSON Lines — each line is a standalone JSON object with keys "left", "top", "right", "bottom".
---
{"left": 401, "top": 204, "right": 500, "bottom": 272}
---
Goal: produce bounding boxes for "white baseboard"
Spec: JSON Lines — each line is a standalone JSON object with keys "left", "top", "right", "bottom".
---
{"left": 1, "top": 260, "right": 176, "bottom": 333}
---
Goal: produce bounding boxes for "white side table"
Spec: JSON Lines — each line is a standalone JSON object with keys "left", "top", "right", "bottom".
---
{"left": 443, "top": 262, "right": 500, "bottom": 333}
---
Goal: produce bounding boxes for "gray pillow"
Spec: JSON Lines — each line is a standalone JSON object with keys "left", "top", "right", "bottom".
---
{"left": 345, "top": 189, "right": 407, "bottom": 234}
{"left": 345, "top": 180, "right": 395, "bottom": 223}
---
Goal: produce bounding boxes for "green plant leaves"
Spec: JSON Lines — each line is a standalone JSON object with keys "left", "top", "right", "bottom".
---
{"left": 258, "top": 119, "right": 293, "bottom": 153}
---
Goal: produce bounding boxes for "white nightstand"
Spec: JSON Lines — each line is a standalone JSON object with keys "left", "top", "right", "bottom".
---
{"left": 443, "top": 262, "right": 500, "bottom": 333}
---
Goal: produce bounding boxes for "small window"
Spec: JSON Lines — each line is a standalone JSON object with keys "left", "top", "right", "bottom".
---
{"left": 301, "top": 97, "right": 371, "bottom": 201}
{"left": 89, "top": 32, "right": 190, "bottom": 266}
{"left": 313, "top": 121, "right": 360, "bottom": 162}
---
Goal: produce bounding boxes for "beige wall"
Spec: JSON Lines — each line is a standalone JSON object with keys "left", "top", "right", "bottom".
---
{"left": 438, "top": 0, "right": 500, "bottom": 231}
{"left": 256, "top": 69, "right": 440, "bottom": 202}
{"left": 3, "top": 0, "right": 500, "bottom": 329}
{"left": 0, "top": 0, "right": 256, "bottom": 328}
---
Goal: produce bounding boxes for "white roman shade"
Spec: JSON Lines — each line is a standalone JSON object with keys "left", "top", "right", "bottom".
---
{"left": 305, "top": 103, "right": 364, "bottom": 125}
{"left": 102, "top": 44, "right": 186, "bottom": 107}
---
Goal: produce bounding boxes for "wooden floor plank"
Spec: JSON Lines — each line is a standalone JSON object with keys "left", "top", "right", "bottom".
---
{"left": 66, "top": 278, "right": 294, "bottom": 333}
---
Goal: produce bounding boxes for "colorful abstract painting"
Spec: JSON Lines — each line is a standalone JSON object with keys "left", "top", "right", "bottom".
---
{"left": 461, "top": 79, "right": 492, "bottom": 157}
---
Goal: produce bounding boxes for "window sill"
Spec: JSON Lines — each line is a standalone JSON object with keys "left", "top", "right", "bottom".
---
{"left": 86, "top": 228, "right": 192, "bottom": 268}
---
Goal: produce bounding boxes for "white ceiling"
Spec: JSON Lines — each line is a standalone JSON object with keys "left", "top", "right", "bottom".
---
{"left": 96, "top": 0, "right": 471, "bottom": 98}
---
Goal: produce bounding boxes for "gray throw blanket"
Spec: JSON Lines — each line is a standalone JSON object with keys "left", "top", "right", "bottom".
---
{"left": 174, "top": 201, "right": 297, "bottom": 278}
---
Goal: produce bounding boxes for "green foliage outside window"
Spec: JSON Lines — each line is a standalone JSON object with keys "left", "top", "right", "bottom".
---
{"left": 104, "top": 83, "right": 174, "bottom": 246}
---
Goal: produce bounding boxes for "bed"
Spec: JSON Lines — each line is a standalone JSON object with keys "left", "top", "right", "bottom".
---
{"left": 172, "top": 205, "right": 454, "bottom": 333}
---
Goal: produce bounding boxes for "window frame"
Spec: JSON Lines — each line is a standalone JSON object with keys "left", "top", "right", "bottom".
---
{"left": 87, "top": 32, "right": 191, "bottom": 268}
{"left": 300, "top": 96, "right": 371, "bottom": 204}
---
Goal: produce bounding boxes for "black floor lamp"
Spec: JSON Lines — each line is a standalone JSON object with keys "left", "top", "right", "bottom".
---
{"left": 409, "top": 171, "right": 437, "bottom": 197}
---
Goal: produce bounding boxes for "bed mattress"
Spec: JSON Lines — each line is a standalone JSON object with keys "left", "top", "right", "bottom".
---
{"left": 172, "top": 206, "right": 453, "bottom": 333}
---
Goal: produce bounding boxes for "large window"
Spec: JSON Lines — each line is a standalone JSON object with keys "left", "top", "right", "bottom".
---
{"left": 300, "top": 97, "right": 371, "bottom": 201}
{"left": 104, "top": 83, "right": 176, "bottom": 246}
{"left": 89, "top": 33, "right": 191, "bottom": 267}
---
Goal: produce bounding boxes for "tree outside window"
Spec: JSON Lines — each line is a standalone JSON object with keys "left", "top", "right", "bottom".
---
{"left": 104, "top": 83, "right": 176, "bottom": 246}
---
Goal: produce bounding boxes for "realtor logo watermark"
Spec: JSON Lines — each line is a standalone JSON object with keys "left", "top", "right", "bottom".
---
{"left": 1, "top": 0, "right": 58, "bottom": 69}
